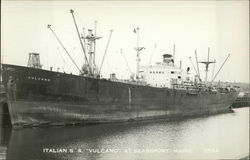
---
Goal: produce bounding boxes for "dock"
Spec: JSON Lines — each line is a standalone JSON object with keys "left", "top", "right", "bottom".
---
{"left": 232, "top": 92, "right": 250, "bottom": 108}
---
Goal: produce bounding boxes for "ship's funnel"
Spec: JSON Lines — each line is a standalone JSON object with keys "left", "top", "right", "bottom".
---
{"left": 110, "top": 73, "right": 117, "bottom": 80}
{"left": 163, "top": 54, "right": 174, "bottom": 65}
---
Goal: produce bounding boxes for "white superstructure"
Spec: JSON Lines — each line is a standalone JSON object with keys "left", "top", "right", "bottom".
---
{"left": 139, "top": 54, "right": 193, "bottom": 88}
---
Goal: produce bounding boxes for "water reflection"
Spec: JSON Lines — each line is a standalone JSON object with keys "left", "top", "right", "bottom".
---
{"left": 1, "top": 108, "right": 249, "bottom": 160}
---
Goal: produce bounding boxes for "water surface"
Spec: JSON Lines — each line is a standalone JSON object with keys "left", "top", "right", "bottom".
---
{"left": 0, "top": 108, "right": 249, "bottom": 160}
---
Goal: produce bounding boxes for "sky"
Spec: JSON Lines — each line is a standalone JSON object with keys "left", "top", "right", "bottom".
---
{"left": 1, "top": 1, "right": 249, "bottom": 83}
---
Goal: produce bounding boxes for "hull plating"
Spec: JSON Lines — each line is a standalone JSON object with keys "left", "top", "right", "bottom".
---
{"left": 2, "top": 64, "right": 238, "bottom": 127}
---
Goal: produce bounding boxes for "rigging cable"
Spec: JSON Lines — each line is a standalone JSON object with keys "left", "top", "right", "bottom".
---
{"left": 99, "top": 30, "right": 113, "bottom": 75}
{"left": 47, "top": 24, "right": 82, "bottom": 73}
{"left": 211, "top": 54, "right": 230, "bottom": 83}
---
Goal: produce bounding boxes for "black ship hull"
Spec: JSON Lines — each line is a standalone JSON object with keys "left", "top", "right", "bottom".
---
{"left": 1, "top": 64, "right": 238, "bottom": 127}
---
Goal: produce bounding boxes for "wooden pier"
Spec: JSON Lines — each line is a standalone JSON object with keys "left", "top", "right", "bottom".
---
{"left": 232, "top": 93, "right": 250, "bottom": 108}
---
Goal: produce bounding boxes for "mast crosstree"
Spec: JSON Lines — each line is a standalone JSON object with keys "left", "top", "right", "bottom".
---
{"left": 83, "top": 29, "right": 102, "bottom": 76}
{"left": 199, "top": 47, "right": 215, "bottom": 84}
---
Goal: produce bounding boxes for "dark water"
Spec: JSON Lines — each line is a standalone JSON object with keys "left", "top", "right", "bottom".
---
{"left": 0, "top": 108, "right": 249, "bottom": 160}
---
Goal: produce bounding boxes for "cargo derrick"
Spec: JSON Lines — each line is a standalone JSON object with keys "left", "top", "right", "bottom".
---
{"left": 0, "top": 9, "right": 239, "bottom": 127}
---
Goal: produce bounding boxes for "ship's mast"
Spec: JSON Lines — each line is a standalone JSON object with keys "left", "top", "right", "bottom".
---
{"left": 195, "top": 50, "right": 201, "bottom": 79}
{"left": 134, "top": 27, "right": 145, "bottom": 80}
{"left": 199, "top": 47, "right": 215, "bottom": 84}
{"left": 70, "top": 9, "right": 102, "bottom": 76}
{"left": 84, "top": 29, "right": 102, "bottom": 76}
{"left": 136, "top": 27, "right": 140, "bottom": 80}
{"left": 93, "top": 21, "right": 97, "bottom": 68}
{"left": 87, "top": 29, "right": 94, "bottom": 74}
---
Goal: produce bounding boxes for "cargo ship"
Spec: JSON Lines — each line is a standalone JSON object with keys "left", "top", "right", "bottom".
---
{"left": 0, "top": 10, "right": 239, "bottom": 128}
